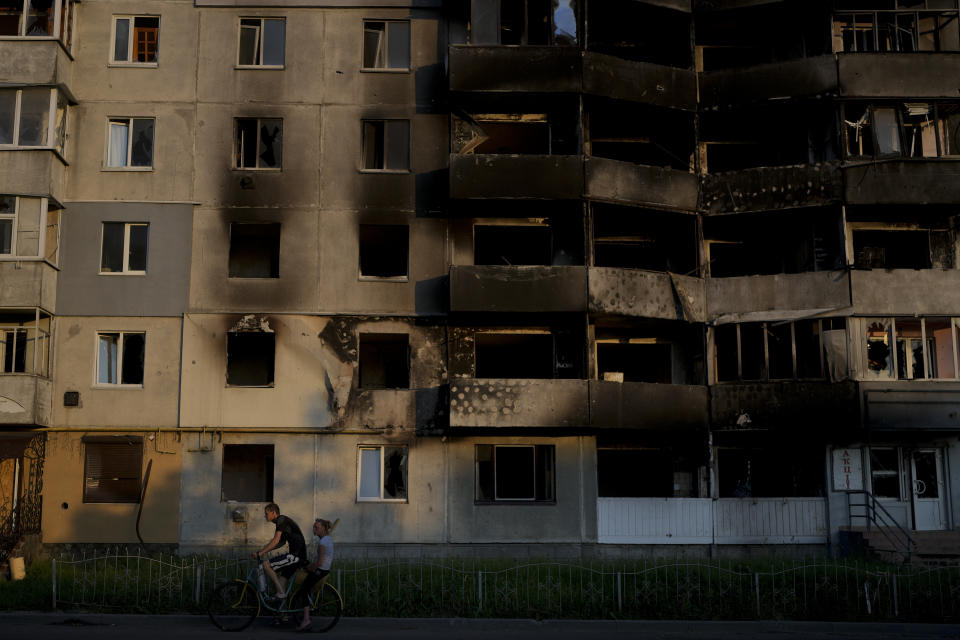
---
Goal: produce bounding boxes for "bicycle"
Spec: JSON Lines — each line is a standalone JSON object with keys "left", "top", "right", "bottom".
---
{"left": 208, "top": 564, "right": 342, "bottom": 632}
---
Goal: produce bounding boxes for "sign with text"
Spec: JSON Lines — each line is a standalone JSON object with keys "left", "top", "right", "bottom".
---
{"left": 832, "top": 448, "right": 863, "bottom": 491}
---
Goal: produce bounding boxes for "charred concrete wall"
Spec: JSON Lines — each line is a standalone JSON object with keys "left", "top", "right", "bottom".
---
{"left": 838, "top": 53, "right": 960, "bottom": 98}
{"left": 851, "top": 270, "right": 960, "bottom": 316}
{"left": 450, "top": 266, "right": 587, "bottom": 313}
{"left": 862, "top": 381, "right": 960, "bottom": 432}
{"left": 706, "top": 271, "right": 850, "bottom": 322}
{"left": 588, "top": 268, "right": 705, "bottom": 322}
{"left": 710, "top": 381, "right": 860, "bottom": 433}
{"left": 450, "top": 154, "right": 584, "bottom": 200}
{"left": 844, "top": 162, "right": 960, "bottom": 206}
{"left": 700, "top": 163, "right": 842, "bottom": 214}
{"left": 585, "top": 157, "right": 699, "bottom": 211}
{"left": 700, "top": 56, "right": 837, "bottom": 109}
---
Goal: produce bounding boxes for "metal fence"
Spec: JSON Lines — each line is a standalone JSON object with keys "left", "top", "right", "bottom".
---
{"left": 51, "top": 551, "right": 960, "bottom": 621}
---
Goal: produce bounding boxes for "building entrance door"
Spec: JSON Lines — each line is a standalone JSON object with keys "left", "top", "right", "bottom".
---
{"left": 911, "top": 449, "right": 947, "bottom": 531}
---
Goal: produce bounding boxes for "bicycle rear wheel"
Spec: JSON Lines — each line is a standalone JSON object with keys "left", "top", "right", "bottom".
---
{"left": 208, "top": 580, "right": 261, "bottom": 631}
{"left": 308, "top": 582, "right": 342, "bottom": 633}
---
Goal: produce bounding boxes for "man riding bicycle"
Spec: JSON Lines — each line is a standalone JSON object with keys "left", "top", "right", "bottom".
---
{"left": 253, "top": 502, "right": 306, "bottom": 601}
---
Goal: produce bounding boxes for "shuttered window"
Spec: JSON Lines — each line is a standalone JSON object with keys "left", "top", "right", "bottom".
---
{"left": 83, "top": 438, "right": 142, "bottom": 503}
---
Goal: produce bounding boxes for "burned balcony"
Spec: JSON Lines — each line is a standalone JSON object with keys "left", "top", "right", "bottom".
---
{"left": 585, "top": 97, "right": 694, "bottom": 173}
{"left": 590, "top": 381, "right": 708, "bottom": 430}
{"left": 839, "top": 54, "right": 960, "bottom": 98}
{"left": 588, "top": 268, "right": 705, "bottom": 323}
{"left": 586, "top": 0, "right": 691, "bottom": 69}
{"left": 700, "top": 163, "right": 843, "bottom": 214}
{"left": 585, "top": 158, "right": 698, "bottom": 210}
{"left": 707, "top": 271, "right": 851, "bottom": 324}
{"left": 449, "top": 265, "right": 587, "bottom": 313}
{"left": 710, "top": 380, "right": 860, "bottom": 433}
{"left": 449, "top": 154, "right": 583, "bottom": 200}
{"left": 700, "top": 56, "right": 838, "bottom": 109}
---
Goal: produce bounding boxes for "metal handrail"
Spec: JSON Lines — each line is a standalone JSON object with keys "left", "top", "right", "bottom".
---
{"left": 847, "top": 489, "right": 917, "bottom": 560}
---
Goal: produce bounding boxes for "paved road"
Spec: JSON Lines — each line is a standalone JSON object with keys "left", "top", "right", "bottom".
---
{"left": 1, "top": 613, "right": 959, "bottom": 639}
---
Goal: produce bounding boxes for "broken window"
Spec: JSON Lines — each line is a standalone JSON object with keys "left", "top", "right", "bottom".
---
{"left": 717, "top": 446, "right": 824, "bottom": 498}
{"left": 476, "top": 332, "right": 554, "bottom": 379}
{"left": 1, "top": 328, "right": 26, "bottom": 373}
{"left": 0, "top": 0, "right": 74, "bottom": 38}
{"left": 853, "top": 229, "right": 931, "bottom": 269}
{"left": 362, "top": 120, "right": 410, "bottom": 171}
{"left": 596, "top": 341, "right": 671, "bottom": 384}
{"left": 112, "top": 15, "right": 159, "bottom": 64}
{"left": 866, "top": 316, "right": 960, "bottom": 380}
{"left": 833, "top": 7, "right": 960, "bottom": 52}
{"left": 0, "top": 314, "right": 49, "bottom": 376}
{"left": 714, "top": 320, "right": 834, "bottom": 383}
{"left": 471, "top": 117, "right": 550, "bottom": 155}
{"left": 358, "top": 333, "right": 409, "bottom": 389}
{"left": 471, "top": 0, "right": 576, "bottom": 46}
{"left": 895, "top": 317, "right": 927, "bottom": 379}
{"left": 358, "top": 224, "right": 408, "bottom": 279}
{"left": 228, "top": 223, "right": 279, "bottom": 278}
{"left": 362, "top": 20, "right": 410, "bottom": 70}
{"left": 845, "top": 102, "right": 960, "bottom": 158}
{"left": 597, "top": 448, "right": 700, "bottom": 498}
{"left": 357, "top": 445, "right": 407, "bottom": 501}
{"left": 475, "top": 444, "right": 555, "bottom": 503}
{"left": 100, "top": 222, "right": 148, "bottom": 274}
{"left": 96, "top": 332, "right": 145, "bottom": 386}
{"left": 866, "top": 319, "right": 895, "bottom": 378}
{"left": 0, "top": 88, "right": 58, "bottom": 148}
{"left": 586, "top": 99, "right": 694, "bottom": 171}
{"left": 593, "top": 206, "right": 698, "bottom": 274}
{"left": 226, "top": 331, "right": 275, "bottom": 387}
{"left": 474, "top": 223, "right": 551, "bottom": 266}
{"left": 106, "top": 117, "right": 154, "bottom": 169}
{"left": 221, "top": 444, "right": 274, "bottom": 502}
{"left": 869, "top": 447, "right": 902, "bottom": 500}
{"left": 238, "top": 17, "right": 284, "bottom": 66}
{"left": 83, "top": 437, "right": 142, "bottom": 503}
{"left": 235, "top": 118, "right": 282, "bottom": 169}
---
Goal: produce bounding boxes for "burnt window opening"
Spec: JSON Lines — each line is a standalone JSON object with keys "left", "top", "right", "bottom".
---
{"left": 362, "top": 120, "right": 410, "bottom": 171}
{"left": 235, "top": 118, "right": 282, "bottom": 169}
{"left": 359, "top": 333, "right": 409, "bottom": 389}
{"left": 844, "top": 102, "right": 960, "bottom": 159}
{"left": 359, "top": 224, "right": 408, "bottom": 279}
{"left": 865, "top": 316, "right": 960, "bottom": 381}
{"left": 717, "top": 447, "right": 824, "bottom": 498}
{"left": 475, "top": 444, "right": 555, "bottom": 503}
{"left": 597, "top": 449, "right": 701, "bottom": 498}
{"left": 221, "top": 444, "right": 274, "bottom": 502}
{"left": 596, "top": 342, "right": 671, "bottom": 384}
{"left": 853, "top": 229, "right": 932, "bottom": 269}
{"left": 473, "top": 119, "right": 550, "bottom": 155}
{"left": 452, "top": 106, "right": 579, "bottom": 156}
{"left": 474, "top": 224, "right": 552, "bottom": 265}
{"left": 593, "top": 206, "right": 698, "bottom": 274}
{"left": 714, "top": 320, "right": 841, "bottom": 383}
{"left": 470, "top": 0, "right": 577, "bottom": 46}
{"left": 586, "top": 98, "right": 694, "bottom": 171}
{"left": 475, "top": 332, "right": 555, "bottom": 379}
{"left": 228, "top": 223, "right": 280, "bottom": 278}
{"left": 226, "top": 331, "right": 275, "bottom": 387}
{"left": 83, "top": 438, "right": 142, "bottom": 503}
{"left": 586, "top": 0, "right": 690, "bottom": 67}
{"left": 833, "top": 8, "right": 960, "bottom": 53}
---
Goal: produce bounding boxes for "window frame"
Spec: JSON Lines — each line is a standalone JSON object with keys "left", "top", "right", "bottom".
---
{"left": 361, "top": 19, "right": 411, "bottom": 72}
{"left": 863, "top": 317, "right": 960, "bottom": 381}
{"left": 99, "top": 221, "right": 148, "bottom": 275}
{"left": 234, "top": 117, "right": 283, "bottom": 170}
{"left": 356, "top": 444, "right": 409, "bottom": 503}
{"left": 0, "top": 0, "right": 76, "bottom": 50}
{"left": 82, "top": 437, "right": 143, "bottom": 504}
{"left": 103, "top": 117, "right": 155, "bottom": 171}
{"left": 94, "top": 330, "right": 146, "bottom": 388}
{"left": 474, "top": 443, "right": 556, "bottom": 504}
{"left": 0, "top": 87, "right": 62, "bottom": 153}
{"left": 832, "top": 6, "right": 960, "bottom": 53}
{"left": 843, "top": 101, "right": 960, "bottom": 160}
{"left": 713, "top": 320, "right": 836, "bottom": 383}
{"left": 109, "top": 14, "right": 160, "bottom": 66}
{"left": 236, "top": 16, "right": 286, "bottom": 69}
{"left": 0, "top": 195, "right": 59, "bottom": 263}
{"left": 360, "top": 119, "right": 411, "bottom": 173}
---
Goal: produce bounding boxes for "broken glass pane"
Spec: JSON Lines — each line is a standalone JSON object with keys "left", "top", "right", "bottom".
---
{"left": 130, "top": 118, "right": 153, "bottom": 167}
{"left": 258, "top": 119, "right": 281, "bottom": 168}
{"left": 554, "top": 0, "right": 577, "bottom": 45}
{"left": 0, "top": 90, "right": 14, "bottom": 144}
{"left": 18, "top": 88, "right": 49, "bottom": 146}
{"left": 262, "top": 18, "right": 284, "bottom": 66}
{"left": 844, "top": 103, "right": 873, "bottom": 157}
{"left": 387, "top": 21, "right": 409, "bottom": 68}
{"left": 383, "top": 447, "right": 406, "bottom": 499}
{"left": 866, "top": 320, "right": 894, "bottom": 377}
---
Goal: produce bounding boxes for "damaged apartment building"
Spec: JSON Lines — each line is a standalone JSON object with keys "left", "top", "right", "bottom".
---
{"left": 0, "top": 0, "right": 959, "bottom": 563}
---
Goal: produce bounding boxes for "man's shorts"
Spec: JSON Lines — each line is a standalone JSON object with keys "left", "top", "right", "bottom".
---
{"left": 268, "top": 553, "right": 305, "bottom": 578}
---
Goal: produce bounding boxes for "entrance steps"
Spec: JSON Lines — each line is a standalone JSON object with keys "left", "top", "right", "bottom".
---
{"left": 843, "top": 526, "right": 960, "bottom": 564}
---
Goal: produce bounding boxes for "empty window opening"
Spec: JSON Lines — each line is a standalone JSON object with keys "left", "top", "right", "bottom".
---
{"left": 112, "top": 15, "right": 159, "bottom": 63}
{"left": 97, "top": 332, "right": 145, "bottom": 385}
{"left": 717, "top": 447, "right": 824, "bottom": 498}
{"left": 357, "top": 445, "right": 407, "bottom": 501}
{"left": 221, "top": 444, "right": 274, "bottom": 502}
{"left": 597, "top": 448, "right": 700, "bottom": 498}
{"left": 795, "top": 319, "right": 824, "bottom": 379}
{"left": 1, "top": 328, "right": 26, "bottom": 373}
{"left": 766, "top": 323, "right": 794, "bottom": 380}
{"left": 471, "top": 118, "right": 550, "bottom": 155}
{"left": 358, "top": 333, "right": 409, "bottom": 389}
{"left": 83, "top": 438, "right": 142, "bottom": 503}
{"left": 235, "top": 118, "right": 282, "bottom": 169}
{"left": 586, "top": 0, "right": 688, "bottom": 66}
{"left": 853, "top": 229, "right": 931, "bottom": 269}
{"left": 229, "top": 223, "right": 280, "bottom": 278}
{"left": 593, "top": 206, "right": 698, "bottom": 274}
{"left": 475, "top": 332, "right": 554, "bottom": 379}
{"left": 226, "top": 331, "right": 275, "bottom": 387}
{"left": 739, "top": 323, "right": 765, "bottom": 381}
{"left": 714, "top": 324, "right": 739, "bottom": 383}
{"left": 475, "top": 444, "right": 555, "bottom": 503}
{"left": 358, "top": 224, "right": 408, "bottom": 279}
{"left": 474, "top": 224, "right": 551, "bottom": 266}
{"left": 714, "top": 320, "right": 835, "bottom": 383}
{"left": 362, "top": 20, "right": 410, "bottom": 70}
{"left": 587, "top": 100, "right": 694, "bottom": 171}
{"left": 106, "top": 118, "right": 154, "bottom": 168}
{"left": 845, "top": 102, "right": 960, "bottom": 158}
{"left": 597, "top": 341, "right": 671, "bottom": 384}
{"left": 362, "top": 120, "right": 410, "bottom": 171}
{"left": 238, "top": 17, "right": 285, "bottom": 66}
{"left": 833, "top": 8, "right": 960, "bottom": 53}
{"left": 100, "top": 222, "right": 148, "bottom": 274}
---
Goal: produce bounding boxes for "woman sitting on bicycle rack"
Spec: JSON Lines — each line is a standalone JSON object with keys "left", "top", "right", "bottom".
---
{"left": 294, "top": 517, "right": 336, "bottom": 632}
{"left": 253, "top": 502, "right": 307, "bottom": 601}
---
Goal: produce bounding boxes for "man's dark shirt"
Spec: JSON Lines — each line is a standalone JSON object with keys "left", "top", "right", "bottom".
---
{"left": 274, "top": 514, "right": 306, "bottom": 559}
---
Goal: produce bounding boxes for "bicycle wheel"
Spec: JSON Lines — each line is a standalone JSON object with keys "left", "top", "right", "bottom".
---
{"left": 208, "top": 580, "right": 261, "bottom": 632}
{"left": 308, "top": 582, "right": 342, "bottom": 633}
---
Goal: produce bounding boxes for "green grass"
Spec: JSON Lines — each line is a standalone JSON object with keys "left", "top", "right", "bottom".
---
{"left": 0, "top": 559, "right": 53, "bottom": 611}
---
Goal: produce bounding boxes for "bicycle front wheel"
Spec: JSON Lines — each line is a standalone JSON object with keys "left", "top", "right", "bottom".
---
{"left": 208, "top": 580, "right": 261, "bottom": 631}
{"left": 308, "top": 582, "right": 342, "bottom": 633}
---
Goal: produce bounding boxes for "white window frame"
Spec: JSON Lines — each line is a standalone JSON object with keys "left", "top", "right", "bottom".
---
{"left": 109, "top": 15, "right": 160, "bottom": 66}
{"left": 361, "top": 19, "right": 411, "bottom": 72}
{"left": 0, "top": 195, "right": 55, "bottom": 261}
{"left": 862, "top": 317, "right": 960, "bottom": 381}
{"left": 0, "top": 87, "right": 59, "bottom": 150}
{"left": 0, "top": 0, "right": 74, "bottom": 46}
{"left": 234, "top": 117, "right": 282, "bottom": 170}
{"left": 356, "top": 444, "right": 408, "bottom": 503}
{"left": 236, "top": 17, "right": 285, "bottom": 69}
{"left": 103, "top": 117, "right": 155, "bottom": 171}
{"left": 99, "top": 222, "right": 148, "bottom": 275}
{"left": 94, "top": 331, "right": 145, "bottom": 388}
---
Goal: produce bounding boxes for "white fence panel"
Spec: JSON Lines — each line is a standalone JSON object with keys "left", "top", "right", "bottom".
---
{"left": 713, "top": 498, "right": 827, "bottom": 544}
{"left": 598, "top": 498, "right": 713, "bottom": 544}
